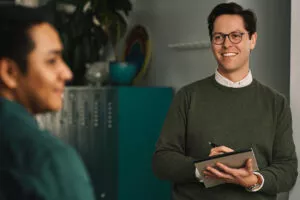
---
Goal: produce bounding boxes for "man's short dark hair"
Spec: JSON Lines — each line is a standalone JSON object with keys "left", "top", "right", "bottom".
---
{"left": 0, "top": 5, "right": 54, "bottom": 74}
{"left": 207, "top": 2, "right": 257, "bottom": 41}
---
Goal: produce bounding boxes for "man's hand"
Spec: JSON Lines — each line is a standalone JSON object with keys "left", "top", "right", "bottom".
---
{"left": 203, "top": 158, "right": 259, "bottom": 188}
{"left": 209, "top": 146, "right": 234, "bottom": 156}
{"left": 205, "top": 145, "right": 260, "bottom": 188}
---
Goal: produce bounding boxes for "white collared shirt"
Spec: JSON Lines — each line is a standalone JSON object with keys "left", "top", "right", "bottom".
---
{"left": 215, "top": 69, "right": 253, "bottom": 88}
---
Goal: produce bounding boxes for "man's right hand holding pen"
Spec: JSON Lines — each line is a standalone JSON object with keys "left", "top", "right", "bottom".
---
{"left": 208, "top": 142, "right": 234, "bottom": 156}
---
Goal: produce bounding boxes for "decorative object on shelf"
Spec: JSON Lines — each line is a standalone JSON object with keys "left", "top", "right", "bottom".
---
{"left": 123, "top": 24, "right": 151, "bottom": 85}
{"left": 109, "top": 62, "right": 137, "bottom": 85}
{"left": 85, "top": 62, "right": 109, "bottom": 87}
{"left": 48, "top": 0, "right": 132, "bottom": 85}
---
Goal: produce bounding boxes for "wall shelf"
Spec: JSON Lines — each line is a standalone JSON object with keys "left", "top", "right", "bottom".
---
{"left": 168, "top": 41, "right": 211, "bottom": 50}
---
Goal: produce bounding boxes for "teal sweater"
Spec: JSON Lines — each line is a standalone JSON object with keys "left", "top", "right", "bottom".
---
{"left": 0, "top": 97, "right": 95, "bottom": 200}
{"left": 153, "top": 75, "right": 298, "bottom": 200}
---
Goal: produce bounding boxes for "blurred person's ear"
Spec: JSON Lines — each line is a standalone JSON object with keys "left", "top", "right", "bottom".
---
{"left": 0, "top": 58, "right": 20, "bottom": 89}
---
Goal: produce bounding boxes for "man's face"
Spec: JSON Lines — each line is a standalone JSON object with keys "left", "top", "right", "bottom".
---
{"left": 211, "top": 14, "right": 257, "bottom": 76}
{"left": 14, "top": 23, "right": 73, "bottom": 114}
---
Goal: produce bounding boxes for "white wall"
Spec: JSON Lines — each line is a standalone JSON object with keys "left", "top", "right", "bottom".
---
{"left": 289, "top": 0, "right": 300, "bottom": 199}
{"left": 130, "top": 0, "right": 223, "bottom": 90}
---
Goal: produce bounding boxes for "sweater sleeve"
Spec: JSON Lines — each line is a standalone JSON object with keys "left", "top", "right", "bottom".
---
{"left": 152, "top": 88, "right": 198, "bottom": 183}
{"left": 259, "top": 95, "right": 298, "bottom": 195}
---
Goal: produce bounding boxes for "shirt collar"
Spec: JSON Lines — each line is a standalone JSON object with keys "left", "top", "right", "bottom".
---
{"left": 0, "top": 96, "right": 38, "bottom": 127}
{"left": 215, "top": 69, "right": 253, "bottom": 88}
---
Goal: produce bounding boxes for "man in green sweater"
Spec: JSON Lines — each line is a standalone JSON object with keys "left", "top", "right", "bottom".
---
{"left": 0, "top": 5, "right": 95, "bottom": 200}
{"left": 152, "top": 2, "right": 298, "bottom": 200}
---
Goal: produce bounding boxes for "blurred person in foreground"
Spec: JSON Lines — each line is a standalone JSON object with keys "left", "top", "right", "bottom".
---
{"left": 0, "top": 4, "right": 95, "bottom": 200}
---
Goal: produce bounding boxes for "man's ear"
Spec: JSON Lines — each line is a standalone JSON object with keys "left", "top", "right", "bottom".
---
{"left": 250, "top": 32, "right": 257, "bottom": 50}
{"left": 0, "top": 58, "right": 20, "bottom": 89}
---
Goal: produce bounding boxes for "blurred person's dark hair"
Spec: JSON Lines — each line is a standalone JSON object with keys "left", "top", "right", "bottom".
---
{"left": 0, "top": 4, "right": 54, "bottom": 74}
{"left": 0, "top": 0, "right": 14, "bottom": 6}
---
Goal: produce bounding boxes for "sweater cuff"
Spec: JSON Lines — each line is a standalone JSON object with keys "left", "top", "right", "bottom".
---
{"left": 195, "top": 167, "right": 204, "bottom": 182}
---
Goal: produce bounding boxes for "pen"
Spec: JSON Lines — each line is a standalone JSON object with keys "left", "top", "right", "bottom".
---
{"left": 208, "top": 141, "right": 220, "bottom": 148}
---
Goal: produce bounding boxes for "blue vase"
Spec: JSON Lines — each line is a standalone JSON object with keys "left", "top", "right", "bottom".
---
{"left": 109, "top": 62, "right": 138, "bottom": 85}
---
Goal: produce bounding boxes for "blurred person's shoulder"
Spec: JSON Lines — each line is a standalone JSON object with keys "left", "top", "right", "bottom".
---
{"left": 0, "top": 99, "right": 91, "bottom": 200}
{"left": 0, "top": 97, "right": 73, "bottom": 171}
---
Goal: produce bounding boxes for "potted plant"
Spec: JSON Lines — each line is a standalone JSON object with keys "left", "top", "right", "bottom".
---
{"left": 49, "top": 0, "right": 132, "bottom": 85}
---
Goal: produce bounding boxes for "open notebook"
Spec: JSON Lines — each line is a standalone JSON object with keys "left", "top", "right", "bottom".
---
{"left": 194, "top": 148, "right": 259, "bottom": 188}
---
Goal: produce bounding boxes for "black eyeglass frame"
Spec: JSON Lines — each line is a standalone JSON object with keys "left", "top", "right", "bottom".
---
{"left": 212, "top": 32, "right": 249, "bottom": 45}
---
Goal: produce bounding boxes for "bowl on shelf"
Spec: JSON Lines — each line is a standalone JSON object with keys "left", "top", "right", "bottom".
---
{"left": 109, "top": 62, "right": 138, "bottom": 85}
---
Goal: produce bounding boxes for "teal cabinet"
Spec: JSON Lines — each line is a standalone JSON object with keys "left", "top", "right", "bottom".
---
{"left": 38, "top": 87, "right": 173, "bottom": 200}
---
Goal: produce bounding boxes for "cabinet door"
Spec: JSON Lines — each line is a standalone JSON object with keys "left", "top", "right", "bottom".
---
{"left": 117, "top": 87, "right": 173, "bottom": 200}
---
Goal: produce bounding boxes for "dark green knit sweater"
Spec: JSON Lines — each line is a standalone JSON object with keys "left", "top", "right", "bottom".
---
{"left": 153, "top": 75, "right": 298, "bottom": 200}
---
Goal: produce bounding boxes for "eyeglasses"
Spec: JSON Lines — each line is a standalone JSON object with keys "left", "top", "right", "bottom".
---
{"left": 212, "top": 32, "right": 247, "bottom": 45}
